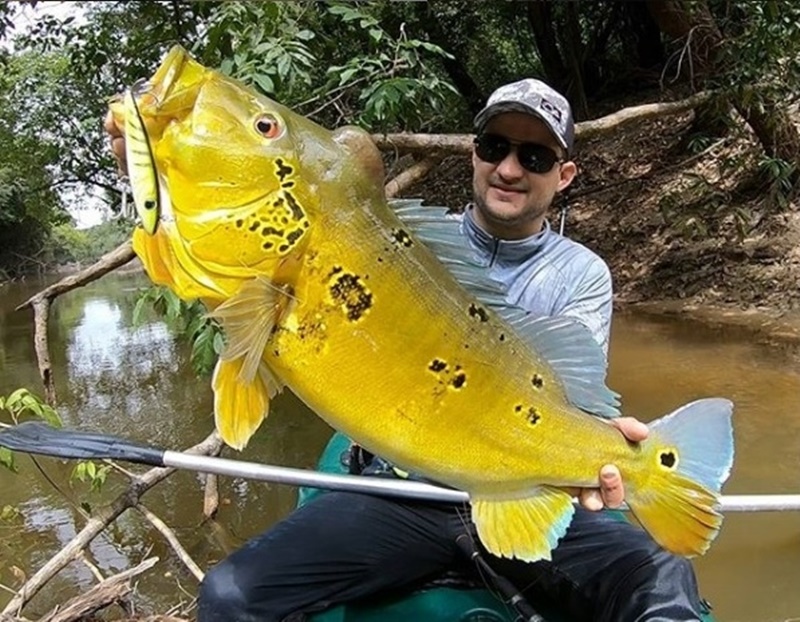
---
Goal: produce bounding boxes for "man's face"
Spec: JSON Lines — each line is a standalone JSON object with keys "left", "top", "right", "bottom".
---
{"left": 471, "top": 112, "right": 576, "bottom": 240}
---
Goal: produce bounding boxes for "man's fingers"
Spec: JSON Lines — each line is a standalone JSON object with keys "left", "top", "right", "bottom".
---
{"left": 599, "top": 464, "right": 624, "bottom": 508}
{"left": 611, "top": 416, "right": 649, "bottom": 442}
{"left": 103, "top": 109, "right": 128, "bottom": 176}
{"left": 103, "top": 109, "right": 122, "bottom": 138}
{"left": 579, "top": 488, "right": 604, "bottom": 511}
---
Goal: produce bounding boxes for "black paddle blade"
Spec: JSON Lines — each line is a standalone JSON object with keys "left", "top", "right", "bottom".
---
{"left": 0, "top": 421, "right": 165, "bottom": 466}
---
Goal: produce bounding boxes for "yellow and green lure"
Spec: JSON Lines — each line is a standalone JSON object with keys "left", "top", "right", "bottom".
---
{"left": 123, "top": 89, "right": 160, "bottom": 234}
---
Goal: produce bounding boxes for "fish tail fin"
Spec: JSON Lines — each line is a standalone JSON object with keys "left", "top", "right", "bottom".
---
{"left": 628, "top": 397, "right": 734, "bottom": 557}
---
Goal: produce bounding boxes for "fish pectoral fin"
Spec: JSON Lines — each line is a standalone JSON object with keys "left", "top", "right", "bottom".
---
{"left": 209, "top": 277, "right": 289, "bottom": 384}
{"left": 471, "top": 487, "right": 575, "bottom": 562}
{"left": 212, "top": 357, "right": 279, "bottom": 450}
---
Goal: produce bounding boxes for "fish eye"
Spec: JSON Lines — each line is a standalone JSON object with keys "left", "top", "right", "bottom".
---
{"left": 254, "top": 114, "right": 282, "bottom": 139}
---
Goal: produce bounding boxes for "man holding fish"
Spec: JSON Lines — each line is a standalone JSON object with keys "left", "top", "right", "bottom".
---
{"left": 105, "top": 63, "right": 720, "bottom": 621}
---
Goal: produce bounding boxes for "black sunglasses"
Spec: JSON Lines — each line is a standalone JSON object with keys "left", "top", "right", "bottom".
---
{"left": 473, "top": 133, "right": 563, "bottom": 174}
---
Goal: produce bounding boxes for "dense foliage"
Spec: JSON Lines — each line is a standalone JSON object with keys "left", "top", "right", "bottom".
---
{"left": 1, "top": 0, "right": 800, "bottom": 282}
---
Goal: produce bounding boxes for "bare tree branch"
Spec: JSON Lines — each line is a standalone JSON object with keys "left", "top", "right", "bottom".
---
{"left": 1, "top": 432, "right": 222, "bottom": 616}
{"left": 38, "top": 557, "right": 159, "bottom": 622}
{"left": 135, "top": 504, "right": 204, "bottom": 582}
{"left": 15, "top": 242, "right": 136, "bottom": 404}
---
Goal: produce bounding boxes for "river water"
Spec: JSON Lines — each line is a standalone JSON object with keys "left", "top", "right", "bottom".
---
{"left": 0, "top": 269, "right": 798, "bottom": 621}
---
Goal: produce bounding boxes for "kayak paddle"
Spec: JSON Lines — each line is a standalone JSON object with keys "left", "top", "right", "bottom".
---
{"left": 1, "top": 422, "right": 798, "bottom": 512}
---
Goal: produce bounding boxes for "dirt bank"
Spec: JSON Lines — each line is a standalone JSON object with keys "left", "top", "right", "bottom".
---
{"left": 400, "top": 107, "right": 800, "bottom": 347}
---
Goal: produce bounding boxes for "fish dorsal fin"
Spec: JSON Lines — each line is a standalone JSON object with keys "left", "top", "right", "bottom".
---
{"left": 392, "top": 199, "right": 621, "bottom": 418}
{"left": 471, "top": 487, "right": 575, "bottom": 561}
{"left": 499, "top": 311, "right": 621, "bottom": 418}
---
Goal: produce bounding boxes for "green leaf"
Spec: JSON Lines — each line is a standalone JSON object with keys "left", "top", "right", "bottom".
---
{"left": 254, "top": 73, "right": 275, "bottom": 94}
{"left": 39, "top": 404, "right": 62, "bottom": 428}
{"left": 0, "top": 447, "right": 16, "bottom": 473}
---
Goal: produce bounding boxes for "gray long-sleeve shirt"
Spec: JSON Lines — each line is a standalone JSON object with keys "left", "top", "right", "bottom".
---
{"left": 459, "top": 205, "right": 613, "bottom": 354}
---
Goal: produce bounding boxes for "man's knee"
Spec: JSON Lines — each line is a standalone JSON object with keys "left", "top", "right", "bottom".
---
{"left": 197, "top": 561, "right": 259, "bottom": 622}
{"left": 614, "top": 552, "right": 704, "bottom": 621}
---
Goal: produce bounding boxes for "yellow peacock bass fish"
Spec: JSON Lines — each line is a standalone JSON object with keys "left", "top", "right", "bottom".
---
{"left": 110, "top": 45, "right": 734, "bottom": 562}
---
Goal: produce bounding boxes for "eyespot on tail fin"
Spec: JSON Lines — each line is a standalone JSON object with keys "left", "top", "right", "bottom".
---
{"left": 629, "top": 397, "right": 734, "bottom": 557}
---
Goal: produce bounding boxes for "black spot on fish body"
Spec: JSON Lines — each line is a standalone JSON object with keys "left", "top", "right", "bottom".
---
{"left": 249, "top": 222, "right": 260, "bottom": 232}
{"left": 514, "top": 404, "right": 523, "bottom": 413}
{"left": 660, "top": 451, "right": 677, "bottom": 469}
{"left": 468, "top": 303, "right": 489, "bottom": 323}
{"left": 236, "top": 219, "right": 244, "bottom": 228}
{"left": 262, "top": 226, "right": 284, "bottom": 237}
{"left": 526, "top": 407, "right": 541, "bottom": 426}
{"left": 282, "top": 181, "right": 295, "bottom": 188}
{"left": 286, "top": 228, "right": 304, "bottom": 245}
{"left": 279, "top": 244, "right": 289, "bottom": 252}
{"left": 275, "top": 158, "right": 293, "bottom": 182}
{"left": 531, "top": 374, "right": 544, "bottom": 389}
{"left": 329, "top": 266, "right": 343, "bottom": 276}
{"left": 328, "top": 272, "right": 373, "bottom": 321}
{"left": 499, "top": 334, "right": 506, "bottom": 342}
{"left": 263, "top": 242, "right": 274, "bottom": 250}
{"left": 391, "top": 228, "right": 414, "bottom": 248}
{"left": 451, "top": 371, "right": 466, "bottom": 389}
{"left": 284, "top": 192, "right": 305, "bottom": 220}
{"left": 428, "top": 359, "right": 447, "bottom": 373}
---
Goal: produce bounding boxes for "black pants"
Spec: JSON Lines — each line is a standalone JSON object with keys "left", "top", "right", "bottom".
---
{"left": 197, "top": 491, "right": 707, "bottom": 622}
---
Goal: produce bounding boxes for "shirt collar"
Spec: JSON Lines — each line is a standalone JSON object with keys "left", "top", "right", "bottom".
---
{"left": 462, "top": 204, "right": 551, "bottom": 263}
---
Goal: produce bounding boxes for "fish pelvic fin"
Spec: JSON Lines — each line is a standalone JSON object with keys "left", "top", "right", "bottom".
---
{"left": 629, "top": 397, "right": 734, "bottom": 557}
{"left": 212, "top": 357, "right": 283, "bottom": 450}
{"left": 209, "top": 277, "right": 289, "bottom": 449}
{"left": 471, "top": 487, "right": 575, "bottom": 562}
{"left": 208, "top": 277, "right": 289, "bottom": 384}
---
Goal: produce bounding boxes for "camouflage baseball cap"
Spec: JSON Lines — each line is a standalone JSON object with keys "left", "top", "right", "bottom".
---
{"left": 473, "top": 78, "right": 575, "bottom": 156}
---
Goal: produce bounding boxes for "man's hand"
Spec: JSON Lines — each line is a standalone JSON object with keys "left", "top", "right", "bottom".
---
{"left": 103, "top": 109, "right": 128, "bottom": 176}
{"left": 578, "top": 416, "right": 649, "bottom": 511}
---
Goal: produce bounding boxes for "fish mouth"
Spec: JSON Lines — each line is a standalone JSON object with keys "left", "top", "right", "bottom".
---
{"left": 144, "top": 45, "right": 190, "bottom": 104}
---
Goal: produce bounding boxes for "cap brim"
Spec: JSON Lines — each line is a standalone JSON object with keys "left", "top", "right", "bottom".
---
{"left": 474, "top": 102, "right": 569, "bottom": 153}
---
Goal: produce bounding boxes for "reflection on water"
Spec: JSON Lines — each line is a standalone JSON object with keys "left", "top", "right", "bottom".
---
{"left": 1, "top": 275, "right": 799, "bottom": 620}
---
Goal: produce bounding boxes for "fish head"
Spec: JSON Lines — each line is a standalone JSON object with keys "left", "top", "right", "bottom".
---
{"left": 112, "top": 45, "right": 385, "bottom": 303}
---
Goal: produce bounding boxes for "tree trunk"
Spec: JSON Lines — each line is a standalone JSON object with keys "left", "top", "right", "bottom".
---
{"left": 558, "top": 1, "right": 589, "bottom": 119}
{"left": 646, "top": 0, "right": 722, "bottom": 83}
{"left": 415, "top": 1, "right": 485, "bottom": 117}
{"left": 646, "top": 0, "right": 800, "bottom": 172}
{"left": 526, "top": 1, "right": 568, "bottom": 94}
{"left": 734, "top": 94, "right": 800, "bottom": 165}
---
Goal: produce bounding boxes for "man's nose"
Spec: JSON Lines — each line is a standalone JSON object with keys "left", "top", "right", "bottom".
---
{"left": 495, "top": 147, "right": 525, "bottom": 179}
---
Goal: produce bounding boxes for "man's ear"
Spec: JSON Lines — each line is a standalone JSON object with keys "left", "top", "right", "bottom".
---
{"left": 557, "top": 160, "right": 578, "bottom": 192}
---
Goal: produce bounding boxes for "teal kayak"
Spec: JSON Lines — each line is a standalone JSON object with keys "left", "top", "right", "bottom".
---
{"left": 298, "top": 432, "right": 717, "bottom": 622}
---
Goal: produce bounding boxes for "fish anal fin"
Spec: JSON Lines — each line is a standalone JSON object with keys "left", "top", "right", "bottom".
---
{"left": 471, "top": 487, "right": 574, "bottom": 562}
{"left": 212, "top": 358, "right": 281, "bottom": 450}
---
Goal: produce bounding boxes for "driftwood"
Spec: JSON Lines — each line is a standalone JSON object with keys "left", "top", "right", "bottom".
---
{"left": 371, "top": 90, "right": 713, "bottom": 156}
{"left": 2, "top": 432, "right": 222, "bottom": 617}
{"left": 38, "top": 557, "right": 158, "bottom": 622}
{"left": 15, "top": 242, "right": 137, "bottom": 405}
